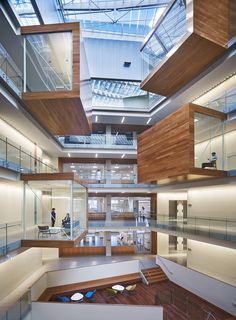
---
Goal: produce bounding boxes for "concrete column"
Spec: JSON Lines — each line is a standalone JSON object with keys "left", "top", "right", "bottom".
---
{"left": 106, "top": 194, "right": 111, "bottom": 212}
{"left": 133, "top": 164, "right": 138, "bottom": 183}
{"left": 104, "top": 231, "right": 112, "bottom": 256}
{"left": 106, "top": 160, "right": 111, "bottom": 184}
{"left": 133, "top": 131, "right": 137, "bottom": 148}
{"left": 106, "top": 125, "right": 113, "bottom": 145}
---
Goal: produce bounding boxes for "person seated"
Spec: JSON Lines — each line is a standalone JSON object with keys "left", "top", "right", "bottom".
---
{"left": 202, "top": 152, "right": 217, "bottom": 169}
{"left": 62, "top": 213, "right": 70, "bottom": 227}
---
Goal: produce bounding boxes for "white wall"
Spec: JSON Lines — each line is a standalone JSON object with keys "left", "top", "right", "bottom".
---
{"left": 187, "top": 185, "right": 236, "bottom": 219}
{"left": 32, "top": 302, "right": 163, "bottom": 320}
{"left": 47, "top": 260, "right": 140, "bottom": 288}
{"left": 157, "top": 193, "right": 187, "bottom": 217}
{"left": 0, "top": 118, "right": 42, "bottom": 157}
{"left": 187, "top": 240, "right": 236, "bottom": 286}
{"left": 0, "top": 181, "right": 23, "bottom": 223}
{"left": 0, "top": 248, "right": 42, "bottom": 300}
{"left": 85, "top": 38, "right": 142, "bottom": 80}
{"left": 157, "top": 256, "right": 236, "bottom": 316}
{"left": 157, "top": 233, "right": 169, "bottom": 255}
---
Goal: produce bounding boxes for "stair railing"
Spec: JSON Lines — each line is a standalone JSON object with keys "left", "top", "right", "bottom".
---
{"left": 139, "top": 260, "right": 149, "bottom": 285}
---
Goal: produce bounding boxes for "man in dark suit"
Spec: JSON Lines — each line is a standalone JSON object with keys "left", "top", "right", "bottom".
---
{"left": 51, "top": 208, "right": 56, "bottom": 227}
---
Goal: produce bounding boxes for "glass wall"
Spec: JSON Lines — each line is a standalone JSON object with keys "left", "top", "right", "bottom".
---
{"left": 141, "top": 0, "right": 187, "bottom": 79}
{"left": 23, "top": 179, "right": 86, "bottom": 240}
{"left": 194, "top": 112, "right": 224, "bottom": 170}
{"left": 24, "top": 31, "right": 72, "bottom": 92}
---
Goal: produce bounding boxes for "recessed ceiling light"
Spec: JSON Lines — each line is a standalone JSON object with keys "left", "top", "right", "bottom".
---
{"left": 194, "top": 118, "right": 199, "bottom": 122}
{"left": 95, "top": 115, "right": 98, "bottom": 122}
{"left": 95, "top": 153, "right": 98, "bottom": 158}
{"left": 70, "top": 165, "right": 75, "bottom": 168}
{"left": 121, "top": 117, "right": 125, "bottom": 123}
{"left": 72, "top": 170, "right": 76, "bottom": 173}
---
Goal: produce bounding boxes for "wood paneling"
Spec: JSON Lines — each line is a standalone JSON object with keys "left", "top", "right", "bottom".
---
{"left": 21, "top": 172, "right": 80, "bottom": 182}
{"left": 59, "top": 246, "right": 106, "bottom": 257}
{"left": 92, "top": 123, "right": 151, "bottom": 134}
{"left": 111, "top": 213, "right": 135, "bottom": 220}
{"left": 141, "top": 33, "right": 226, "bottom": 96}
{"left": 21, "top": 22, "right": 92, "bottom": 136}
{"left": 88, "top": 193, "right": 156, "bottom": 197}
{"left": 151, "top": 231, "right": 157, "bottom": 255}
{"left": 21, "top": 239, "right": 75, "bottom": 248}
{"left": 138, "top": 103, "right": 227, "bottom": 184}
{"left": 88, "top": 213, "right": 106, "bottom": 220}
{"left": 111, "top": 246, "right": 136, "bottom": 255}
{"left": 22, "top": 94, "right": 91, "bottom": 135}
{"left": 141, "top": 0, "right": 232, "bottom": 96}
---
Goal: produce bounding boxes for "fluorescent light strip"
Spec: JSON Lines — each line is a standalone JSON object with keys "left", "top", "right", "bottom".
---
{"left": 95, "top": 153, "right": 98, "bottom": 158}
{"left": 146, "top": 118, "right": 152, "bottom": 125}
{"left": 95, "top": 115, "right": 98, "bottom": 122}
{"left": 68, "top": 153, "right": 71, "bottom": 157}
{"left": 121, "top": 154, "right": 125, "bottom": 158}
{"left": 121, "top": 116, "right": 125, "bottom": 123}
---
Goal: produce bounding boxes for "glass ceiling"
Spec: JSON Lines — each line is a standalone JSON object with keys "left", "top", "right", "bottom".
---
{"left": 8, "top": 0, "right": 40, "bottom": 26}
{"left": 92, "top": 78, "right": 164, "bottom": 109}
{"left": 58, "top": 0, "right": 170, "bottom": 39}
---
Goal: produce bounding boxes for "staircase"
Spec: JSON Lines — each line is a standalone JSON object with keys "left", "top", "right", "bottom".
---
{"left": 141, "top": 266, "right": 168, "bottom": 284}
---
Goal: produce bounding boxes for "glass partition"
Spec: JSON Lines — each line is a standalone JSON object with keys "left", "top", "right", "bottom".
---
{"left": 194, "top": 112, "right": 224, "bottom": 170}
{"left": 24, "top": 31, "right": 72, "bottom": 92}
{"left": 23, "top": 179, "right": 87, "bottom": 240}
{"left": 141, "top": 0, "right": 187, "bottom": 79}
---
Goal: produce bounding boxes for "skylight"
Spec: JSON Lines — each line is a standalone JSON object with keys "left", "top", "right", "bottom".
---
{"left": 8, "top": 0, "right": 40, "bottom": 26}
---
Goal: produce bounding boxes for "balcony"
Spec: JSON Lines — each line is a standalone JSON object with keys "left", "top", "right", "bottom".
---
{"left": 140, "top": 0, "right": 233, "bottom": 96}
{"left": 21, "top": 23, "right": 92, "bottom": 136}
{"left": 57, "top": 133, "right": 137, "bottom": 150}
{"left": 0, "top": 135, "right": 57, "bottom": 174}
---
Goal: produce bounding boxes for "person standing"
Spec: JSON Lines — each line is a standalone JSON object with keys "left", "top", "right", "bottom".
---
{"left": 51, "top": 208, "right": 56, "bottom": 227}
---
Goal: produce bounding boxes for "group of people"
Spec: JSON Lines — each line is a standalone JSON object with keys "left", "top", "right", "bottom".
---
{"left": 50, "top": 208, "right": 70, "bottom": 228}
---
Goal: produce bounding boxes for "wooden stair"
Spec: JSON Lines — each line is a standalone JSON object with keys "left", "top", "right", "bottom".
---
{"left": 142, "top": 266, "right": 168, "bottom": 284}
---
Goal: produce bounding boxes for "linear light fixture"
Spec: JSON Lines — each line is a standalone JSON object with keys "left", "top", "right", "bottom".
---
{"left": 121, "top": 116, "right": 125, "bottom": 123}
{"left": 95, "top": 153, "right": 98, "bottom": 158}
{"left": 68, "top": 153, "right": 71, "bottom": 157}
{"left": 146, "top": 118, "right": 152, "bottom": 124}
{"left": 95, "top": 115, "right": 98, "bottom": 122}
{"left": 121, "top": 154, "right": 125, "bottom": 158}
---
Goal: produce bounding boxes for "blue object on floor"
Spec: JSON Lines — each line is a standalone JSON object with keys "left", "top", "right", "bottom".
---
{"left": 56, "top": 295, "right": 70, "bottom": 302}
{"left": 85, "top": 289, "right": 96, "bottom": 299}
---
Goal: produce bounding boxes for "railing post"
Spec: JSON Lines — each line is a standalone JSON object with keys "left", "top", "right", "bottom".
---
{"left": 5, "top": 223, "right": 7, "bottom": 255}
{"left": 5, "top": 137, "right": 8, "bottom": 167}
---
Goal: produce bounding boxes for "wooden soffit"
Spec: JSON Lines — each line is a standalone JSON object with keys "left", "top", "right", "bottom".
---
{"left": 141, "top": 0, "right": 234, "bottom": 96}
{"left": 21, "top": 23, "right": 92, "bottom": 135}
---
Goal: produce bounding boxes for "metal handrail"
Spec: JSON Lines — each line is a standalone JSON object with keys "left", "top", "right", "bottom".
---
{"left": 0, "top": 221, "right": 21, "bottom": 229}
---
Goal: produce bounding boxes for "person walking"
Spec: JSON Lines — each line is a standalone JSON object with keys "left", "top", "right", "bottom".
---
{"left": 51, "top": 208, "right": 56, "bottom": 227}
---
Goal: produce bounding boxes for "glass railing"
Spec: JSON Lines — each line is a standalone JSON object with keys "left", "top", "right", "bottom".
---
{"left": 0, "top": 289, "right": 31, "bottom": 320}
{"left": 0, "top": 135, "right": 57, "bottom": 174}
{"left": 0, "top": 42, "right": 22, "bottom": 96}
{"left": 141, "top": 0, "right": 187, "bottom": 79}
{"left": 154, "top": 216, "right": 236, "bottom": 243}
{"left": 78, "top": 173, "right": 137, "bottom": 184}
{"left": 203, "top": 86, "right": 236, "bottom": 114}
{"left": 0, "top": 221, "right": 22, "bottom": 257}
{"left": 89, "top": 216, "right": 236, "bottom": 244}
{"left": 57, "top": 134, "right": 137, "bottom": 149}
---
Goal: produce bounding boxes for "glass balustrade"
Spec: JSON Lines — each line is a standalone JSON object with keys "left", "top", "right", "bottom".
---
{"left": 141, "top": 0, "right": 187, "bottom": 79}
{"left": 57, "top": 133, "right": 137, "bottom": 149}
{"left": 0, "top": 136, "right": 57, "bottom": 174}
{"left": 0, "top": 289, "right": 31, "bottom": 320}
{"left": 0, "top": 222, "right": 22, "bottom": 257}
{"left": 0, "top": 43, "right": 22, "bottom": 96}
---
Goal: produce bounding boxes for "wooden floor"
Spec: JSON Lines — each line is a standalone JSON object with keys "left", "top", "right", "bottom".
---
{"left": 48, "top": 280, "right": 232, "bottom": 320}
